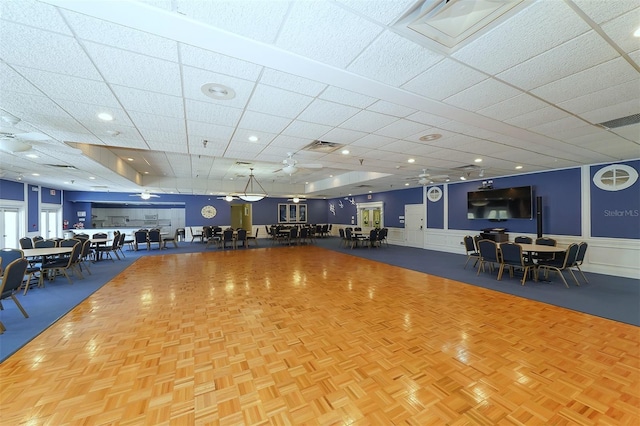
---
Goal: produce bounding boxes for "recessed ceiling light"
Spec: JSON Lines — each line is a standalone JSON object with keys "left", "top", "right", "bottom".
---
{"left": 634, "top": 26, "right": 640, "bottom": 37}
{"left": 144, "top": 171, "right": 149, "bottom": 174}
{"left": 408, "top": 158, "right": 415, "bottom": 163}
{"left": 474, "top": 158, "right": 482, "bottom": 163}
{"left": 460, "top": 176, "right": 466, "bottom": 180}
{"left": 201, "top": 83, "right": 236, "bottom": 100}
{"left": 405, "top": 183, "right": 410, "bottom": 186}
{"left": 106, "top": 130, "right": 120, "bottom": 136}
{"left": 89, "top": 176, "right": 96, "bottom": 180}
{"left": 330, "top": 175, "right": 334, "bottom": 178}
{"left": 98, "top": 112, "right": 114, "bottom": 121}
{"left": 341, "top": 149, "right": 350, "bottom": 155}
{"left": 32, "top": 173, "right": 40, "bottom": 176}
{"left": 305, "top": 181, "right": 309, "bottom": 184}
{"left": 419, "top": 133, "right": 442, "bottom": 141}
{"left": 127, "top": 158, "right": 134, "bottom": 161}
{"left": 515, "top": 165, "right": 523, "bottom": 170}
{"left": 248, "top": 135, "right": 259, "bottom": 142}
{"left": 26, "top": 153, "right": 39, "bottom": 158}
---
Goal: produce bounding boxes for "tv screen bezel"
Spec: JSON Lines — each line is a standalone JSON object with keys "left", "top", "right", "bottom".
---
{"left": 467, "top": 186, "right": 533, "bottom": 220}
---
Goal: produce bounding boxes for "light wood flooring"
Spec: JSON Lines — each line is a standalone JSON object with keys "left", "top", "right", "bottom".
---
{"left": 1, "top": 246, "right": 638, "bottom": 425}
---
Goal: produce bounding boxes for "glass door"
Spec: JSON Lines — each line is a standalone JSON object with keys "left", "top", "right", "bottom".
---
{"left": 0, "top": 208, "right": 19, "bottom": 249}
{"left": 40, "top": 209, "right": 60, "bottom": 240}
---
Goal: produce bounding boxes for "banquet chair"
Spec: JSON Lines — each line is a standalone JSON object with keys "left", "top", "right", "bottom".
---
{"left": 78, "top": 239, "right": 93, "bottom": 275}
{"left": 537, "top": 243, "right": 580, "bottom": 288}
{"left": 378, "top": 228, "right": 389, "bottom": 247}
{"left": 477, "top": 239, "right": 500, "bottom": 276}
{"left": 570, "top": 242, "right": 589, "bottom": 284}
{"left": 221, "top": 229, "right": 235, "bottom": 249}
{"left": 236, "top": 229, "right": 248, "bottom": 248}
{"left": 19, "top": 237, "right": 33, "bottom": 249}
{"left": 247, "top": 228, "right": 259, "bottom": 247}
{"left": 514, "top": 236, "right": 533, "bottom": 244}
{"left": 0, "top": 258, "right": 30, "bottom": 330}
{"left": 42, "top": 241, "right": 83, "bottom": 284}
{"left": 367, "top": 229, "right": 379, "bottom": 248}
{"left": 34, "top": 239, "right": 56, "bottom": 248}
{"left": 463, "top": 235, "right": 480, "bottom": 269}
{"left": 96, "top": 234, "right": 120, "bottom": 261}
{"left": 190, "top": 227, "right": 203, "bottom": 243}
{"left": 134, "top": 230, "right": 149, "bottom": 251}
{"left": 498, "top": 242, "right": 537, "bottom": 285}
{"left": 534, "top": 237, "right": 557, "bottom": 262}
{"left": 163, "top": 229, "right": 179, "bottom": 249}
{"left": 148, "top": 229, "right": 162, "bottom": 250}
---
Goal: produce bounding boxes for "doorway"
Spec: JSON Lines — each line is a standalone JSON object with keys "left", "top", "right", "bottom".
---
{"left": 40, "top": 207, "right": 61, "bottom": 240}
{"left": 0, "top": 207, "right": 20, "bottom": 249}
{"left": 356, "top": 201, "right": 384, "bottom": 230}
{"left": 230, "top": 204, "right": 252, "bottom": 230}
{"left": 404, "top": 204, "right": 425, "bottom": 248}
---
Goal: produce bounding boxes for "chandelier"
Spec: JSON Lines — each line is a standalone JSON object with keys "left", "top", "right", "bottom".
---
{"left": 239, "top": 168, "right": 267, "bottom": 202}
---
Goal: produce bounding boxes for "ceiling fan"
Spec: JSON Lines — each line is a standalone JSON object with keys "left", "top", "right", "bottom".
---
{"left": 406, "top": 169, "right": 450, "bottom": 185}
{"left": 275, "top": 152, "right": 322, "bottom": 175}
{"left": 287, "top": 196, "right": 307, "bottom": 203}
{"left": 129, "top": 191, "right": 160, "bottom": 200}
{"left": 217, "top": 194, "right": 239, "bottom": 202}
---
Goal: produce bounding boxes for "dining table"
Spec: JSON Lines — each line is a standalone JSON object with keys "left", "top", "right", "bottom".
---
{"left": 22, "top": 247, "right": 73, "bottom": 258}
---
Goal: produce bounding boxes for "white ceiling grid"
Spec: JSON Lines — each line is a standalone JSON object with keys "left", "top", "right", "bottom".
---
{"left": 0, "top": 0, "right": 638, "bottom": 199}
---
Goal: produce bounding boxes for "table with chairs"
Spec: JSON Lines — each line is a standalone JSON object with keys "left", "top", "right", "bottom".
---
{"left": 467, "top": 234, "right": 588, "bottom": 287}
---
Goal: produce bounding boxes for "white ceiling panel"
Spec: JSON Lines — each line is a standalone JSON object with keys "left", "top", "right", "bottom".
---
{"left": 319, "top": 87, "right": 377, "bottom": 109}
{"left": 246, "top": 85, "right": 313, "bottom": 118}
{"left": 276, "top": 1, "right": 383, "bottom": 68}
{"left": 180, "top": 44, "right": 263, "bottom": 81}
{"left": 281, "top": 120, "right": 332, "bottom": 139}
{"left": 580, "top": 99, "right": 640, "bottom": 125}
{"left": 406, "top": 111, "right": 450, "bottom": 127}
{"left": 297, "top": 99, "right": 359, "bottom": 127}
{"left": 476, "top": 94, "right": 548, "bottom": 121}
{"left": 111, "top": 86, "right": 184, "bottom": 118}
{"left": 0, "top": 0, "right": 72, "bottom": 34}
{"left": 531, "top": 57, "right": 638, "bottom": 104}
{"left": 402, "top": 59, "right": 487, "bottom": 101}
{"left": 496, "top": 31, "right": 618, "bottom": 90}
{"left": 347, "top": 31, "right": 443, "bottom": 87}
{"left": 0, "top": 63, "right": 44, "bottom": 97}
{"left": 340, "top": 110, "right": 398, "bottom": 133}
{"left": 351, "top": 134, "right": 398, "bottom": 149}
{"left": 320, "top": 128, "right": 368, "bottom": 144}
{"left": 506, "top": 106, "right": 570, "bottom": 129}
{"left": 610, "top": 123, "right": 640, "bottom": 142}
{"left": 376, "top": 119, "right": 430, "bottom": 139}
{"left": 268, "top": 135, "right": 312, "bottom": 150}
{"left": 558, "top": 79, "right": 640, "bottom": 115}
{"left": 259, "top": 69, "right": 327, "bottom": 97}
{"left": 184, "top": 99, "right": 242, "bottom": 127}
{"left": 366, "top": 100, "right": 416, "bottom": 118}
{"left": 186, "top": 122, "right": 234, "bottom": 142}
{"left": 443, "top": 79, "right": 521, "bottom": 112}
{"left": 334, "top": 0, "right": 415, "bottom": 25}
{"left": 571, "top": 0, "right": 638, "bottom": 25}
{"left": 452, "top": 0, "right": 590, "bottom": 75}
{"left": 600, "top": 8, "right": 640, "bottom": 53}
{"left": 128, "top": 111, "right": 185, "bottom": 134}
{"left": 238, "top": 111, "right": 293, "bottom": 135}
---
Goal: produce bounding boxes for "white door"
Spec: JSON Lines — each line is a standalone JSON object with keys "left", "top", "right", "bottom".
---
{"left": 404, "top": 204, "right": 425, "bottom": 248}
{"left": 0, "top": 208, "right": 19, "bottom": 249}
{"left": 40, "top": 209, "right": 60, "bottom": 240}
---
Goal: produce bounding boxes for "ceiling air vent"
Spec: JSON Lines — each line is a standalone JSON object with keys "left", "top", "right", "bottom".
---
{"left": 235, "top": 161, "right": 252, "bottom": 165}
{"left": 46, "top": 164, "right": 77, "bottom": 170}
{"left": 302, "top": 140, "right": 344, "bottom": 153}
{"left": 597, "top": 113, "right": 640, "bottom": 129}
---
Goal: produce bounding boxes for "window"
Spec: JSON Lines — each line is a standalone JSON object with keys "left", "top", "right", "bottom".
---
{"left": 278, "top": 203, "right": 307, "bottom": 223}
{"left": 593, "top": 164, "right": 638, "bottom": 191}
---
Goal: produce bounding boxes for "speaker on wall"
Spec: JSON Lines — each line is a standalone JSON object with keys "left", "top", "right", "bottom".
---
{"left": 536, "top": 196, "right": 543, "bottom": 238}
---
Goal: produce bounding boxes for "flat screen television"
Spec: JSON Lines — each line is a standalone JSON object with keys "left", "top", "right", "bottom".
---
{"left": 467, "top": 186, "right": 533, "bottom": 220}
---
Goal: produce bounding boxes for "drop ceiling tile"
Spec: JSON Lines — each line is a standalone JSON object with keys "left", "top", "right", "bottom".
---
{"left": 182, "top": 66, "right": 255, "bottom": 110}
{"left": 351, "top": 134, "right": 397, "bottom": 149}
{"left": 506, "top": 106, "right": 570, "bottom": 129}
{"left": 140, "top": 129, "right": 188, "bottom": 146}
{"left": 225, "top": 141, "right": 264, "bottom": 156}
{"left": 180, "top": 44, "right": 263, "bottom": 81}
{"left": 319, "top": 87, "right": 377, "bottom": 109}
{"left": 111, "top": 86, "right": 184, "bottom": 118}
{"left": 0, "top": 22, "right": 101, "bottom": 80}
{"left": 232, "top": 129, "right": 276, "bottom": 146}
{"left": 528, "top": 116, "right": 590, "bottom": 138}
{"left": 128, "top": 111, "right": 186, "bottom": 134}
{"left": 334, "top": 0, "right": 415, "bottom": 25}
{"left": 376, "top": 119, "right": 430, "bottom": 139}
{"left": 572, "top": 0, "right": 638, "bottom": 25}
{"left": 366, "top": 100, "right": 416, "bottom": 118}
{"left": 532, "top": 57, "right": 638, "bottom": 103}
{"left": 580, "top": 99, "right": 640, "bottom": 125}
{"left": 184, "top": 99, "right": 243, "bottom": 127}
{"left": 238, "top": 111, "right": 292, "bottom": 134}
{"left": 175, "top": 0, "right": 289, "bottom": 44}
{"left": 0, "top": 63, "right": 47, "bottom": 97}
{"left": 558, "top": 80, "right": 640, "bottom": 115}
{"left": 610, "top": 123, "right": 640, "bottom": 142}
{"left": 452, "top": 0, "right": 590, "bottom": 75}
{"left": 629, "top": 49, "right": 640, "bottom": 66}
{"left": 83, "top": 42, "right": 182, "bottom": 96}
{"left": 62, "top": 10, "right": 179, "bottom": 61}
{"left": 259, "top": 69, "right": 327, "bottom": 97}
{"left": 281, "top": 120, "right": 332, "bottom": 139}
{"left": 477, "top": 94, "right": 548, "bottom": 121}
{"left": 549, "top": 124, "right": 604, "bottom": 141}
{"left": 340, "top": 111, "right": 398, "bottom": 133}
{"left": 496, "top": 31, "right": 618, "bottom": 90}
{"left": 100, "top": 137, "right": 148, "bottom": 149}
{"left": 276, "top": 1, "right": 383, "bottom": 68}
{"left": 402, "top": 59, "right": 487, "bottom": 101}
{"left": 187, "top": 122, "right": 235, "bottom": 142}
{"left": 247, "top": 85, "right": 313, "bottom": 118}
{"left": 0, "top": 0, "right": 73, "bottom": 34}
{"left": 601, "top": 8, "right": 640, "bottom": 53}
{"left": 269, "top": 135, "right": 312, "bottom": 150}
{"left": 348, "top": 31, "right": 443, "bottom": 87}
{"left": 51, "top": 100, "right": 133, "bottom": 127}
{"left": 443, "top": 79, "right": 521, "bottom": 112}
{"left": 321, "top": 128, "right": 368, "bottom": 144}
{"left": 297, "top": 99, "right": 360, "bottom": 127}
{"left": 406, "top": 111, "right": 450, "bottom": 127}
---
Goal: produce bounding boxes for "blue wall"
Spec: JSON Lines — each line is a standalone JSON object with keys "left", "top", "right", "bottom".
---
{"left": 448, "top": 168, "right": 582, "bottom": 236}
{"left": 590, "top": 160, "right": 640, "bottom": 239}
{"left": 0, "top": 179, "right": 24, "bottom": 201}
{"left": 28, "top": 185, "right": 39, "bottom": 232}
{"left": 327, "top": 187, "right": 422, "bottom": 228}
{"left": 426, "top": 185, "right": 444, "bottom": 229}
{"left": 41, "top": 187, "right": 62, "bottom": 204}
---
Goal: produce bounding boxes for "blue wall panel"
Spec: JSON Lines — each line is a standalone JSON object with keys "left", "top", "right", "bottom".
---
{"left": 41, "top": 187, "right": 62, "bottom": 204}
{"left": 0, "top": 179, "right": 24, "bottom": 201}
{"left": 426, "top": 185, "right": 444, "bottom": 229}
{"left": 590, "top": 160, "right": 640, "bottom": 239}
{"left": 448, "top": 168, "right": 582, "bottom": 236}
{"left": 28, "top": 185, "right": 39, "bottom": 232}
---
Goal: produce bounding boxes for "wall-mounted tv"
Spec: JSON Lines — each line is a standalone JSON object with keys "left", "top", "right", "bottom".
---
{"left": 467, "top": 186, "right": 533, "bottom": 220}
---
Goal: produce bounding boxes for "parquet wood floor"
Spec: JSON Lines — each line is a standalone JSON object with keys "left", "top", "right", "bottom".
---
{"left": 1, "top": 246, "right": 638, "bottom": 425}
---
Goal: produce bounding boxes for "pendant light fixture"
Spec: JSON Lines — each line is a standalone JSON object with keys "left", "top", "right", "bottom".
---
{"left": 238, "top": 168, "right": 267, "bottom": 202}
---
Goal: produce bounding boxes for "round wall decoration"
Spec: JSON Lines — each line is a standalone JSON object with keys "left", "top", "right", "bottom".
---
{"left": 427, "top": 186, "right": 442, "bottom": 202}
{"left": 201, "top": 205, "right": 217, "bottom": 218}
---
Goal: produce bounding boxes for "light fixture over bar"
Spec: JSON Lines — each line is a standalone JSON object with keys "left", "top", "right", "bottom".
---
{"left": 238, "top": 168, "right": 267, "bottom": 202}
